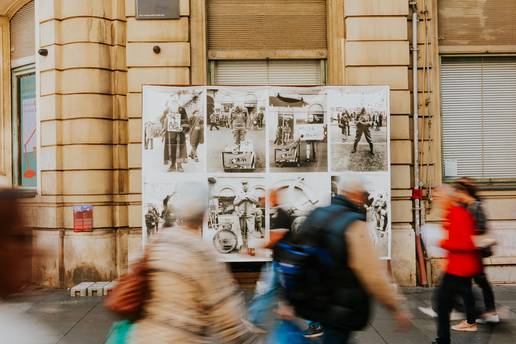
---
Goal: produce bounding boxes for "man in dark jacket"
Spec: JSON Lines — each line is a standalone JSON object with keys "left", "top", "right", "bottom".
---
{"left": 352, "top": 108, "right": 374, "bottom": 154}
{"left": 297, "top": 176, "right": 410, "bottom": 343}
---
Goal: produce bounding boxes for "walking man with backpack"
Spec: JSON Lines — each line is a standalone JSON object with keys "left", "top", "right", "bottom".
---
{"left": 275, "top": 176, "right": 410, "bottom": 343}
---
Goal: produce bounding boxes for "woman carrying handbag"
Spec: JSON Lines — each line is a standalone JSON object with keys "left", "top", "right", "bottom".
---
{"left": 105, "top": 182, "right": 261, "bottom": 344}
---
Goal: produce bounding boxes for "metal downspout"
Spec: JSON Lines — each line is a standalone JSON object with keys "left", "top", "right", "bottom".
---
{"left": 411, "top": 0, "right": 428, "bottom": 286}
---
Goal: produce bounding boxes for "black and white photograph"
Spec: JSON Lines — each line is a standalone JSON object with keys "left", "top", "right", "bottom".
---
{"left": 328, "top": 87, "right": 389, "bottom": 172}
{"left": 205, "top": 176, "right": 268, "bottom": 261}
{"left": 331, "top": 173, "right": 391, "bottom": 258}
{"left": 142, "top": 86, "right": 206, "bottom": 175}
{"left": 269, "top": 174, "right": 331, "bottom": 233}
{"left": 268, "top": 88, "right": 328, "bottom": 172}
{"left": 206, "top": 88, "right": 267, "bottom": 173}
{"left": 142, "top": 176, "right": 206, "bottom": 243}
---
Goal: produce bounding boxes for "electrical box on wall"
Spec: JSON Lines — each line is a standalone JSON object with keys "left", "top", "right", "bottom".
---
{"left": 136, "top": 0, "right": 180, "bottom": 20}
{"left": 73, "top": 205, "right": 93, "bottom": 232}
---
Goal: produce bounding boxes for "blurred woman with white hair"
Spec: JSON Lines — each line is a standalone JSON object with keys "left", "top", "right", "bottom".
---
{"left": 130, "top": 182, "right": 259, "bottom": 344}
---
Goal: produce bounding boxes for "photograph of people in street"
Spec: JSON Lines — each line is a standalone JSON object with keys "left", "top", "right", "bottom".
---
{"left": 205, "top": 176, "right": 267, "bottom": 261}
{"left": 142, "top": 86, "right": 206, "bottom": 175}
{"left": 331, "top": 173, "right": 391, "bottom": 258}
{"left": 328, "top": 86, "right": 389, "bottom": 172}
{"left": 142, "top": 176, "right": 205, "bottom": 243}
{"left": 206, "top": 88, "right": 267, "bottom": 173}
{"left": 268, "top": 174, "right": 331, "bottom": 233}
{"left": 268, "top": 88, "right": 328, "bottom": 172}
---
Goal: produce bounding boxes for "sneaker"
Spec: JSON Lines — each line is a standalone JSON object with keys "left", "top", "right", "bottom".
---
{"left": 303, "top": 323, "right": 324, "bottom": 338}
{"left": 476, "top": 312, "right": 500, "bottom": 324}
{"left": 451, "top": 320, "right": 477, "bottom": 332}
{"left": 418, "top": 306, "right": 438, "bottom": 318}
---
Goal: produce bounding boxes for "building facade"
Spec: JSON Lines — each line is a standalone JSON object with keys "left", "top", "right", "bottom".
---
{"left": 0, "top": 0, "right": 515, "bottom": 287}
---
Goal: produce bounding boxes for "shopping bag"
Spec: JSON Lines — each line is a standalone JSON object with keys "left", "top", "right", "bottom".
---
{"left": 105, "top": 320, "right": 134, "bottom": 344}
{"left": 267, "top": 320, "right": 309, "bottom": 344}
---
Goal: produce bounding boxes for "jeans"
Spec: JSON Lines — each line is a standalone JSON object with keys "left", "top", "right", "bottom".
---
{"left": 248, "top": 263, "right": 280, "bottom": 327}
{"left": 474, "top": 272, "right": 496, "bottom": 312}
{"left": 322, "top": 327, "right": 352, "bottom": 344}
{"left": 436, "top": 273, "right": 476, "bottom": 344}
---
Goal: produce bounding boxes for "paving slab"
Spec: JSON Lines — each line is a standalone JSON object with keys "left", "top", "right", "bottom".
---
{"left": 1, "top": 286, "right": 515, "bottom": 344}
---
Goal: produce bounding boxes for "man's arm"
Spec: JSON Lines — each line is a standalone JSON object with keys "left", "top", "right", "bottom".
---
{"left": 346, "top": 221, "right": 399, "bottom": 312}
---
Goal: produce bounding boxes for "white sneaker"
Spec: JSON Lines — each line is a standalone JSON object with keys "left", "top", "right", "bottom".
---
{"left": 477, "top": 313, "right": 500, "bottom": 324}
{"left": 451, "top": 320, "right": 478, "bottom": 332}
{"left": 418, "top": 306, "right": 437, "bottom": 318}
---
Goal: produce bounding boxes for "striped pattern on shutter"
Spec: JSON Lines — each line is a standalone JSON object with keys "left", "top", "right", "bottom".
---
{"left": 441, "top": 57, "right": 516, "bottom": 179}
{"left": 213, "top": 60, "right": 323, "bottom": 86}
{"left": 10, "top": 1, "right": 35, "bottom": 61}
{"left": 207, "top": 0, "right": 327, "bottom": 59}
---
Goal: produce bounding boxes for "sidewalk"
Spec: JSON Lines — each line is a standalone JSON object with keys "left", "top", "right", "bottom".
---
{"left": 2, "top": 286, "right": 515, "bottom": 343}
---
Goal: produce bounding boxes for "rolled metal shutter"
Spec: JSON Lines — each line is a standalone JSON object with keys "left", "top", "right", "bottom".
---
{"left": 439, "top": 0, "right": 516, "bottom": 47}
{"left": 10, "top": 1, "right": 35, "bottom": 61}
{"left": 207, "top": 0, "right": 327, "bottom": 59}
{"left": 441, "top": 57, "right": 516, "bottom": 179}
{"left": 213, "top": 60, "right": 323, "bottom": 85}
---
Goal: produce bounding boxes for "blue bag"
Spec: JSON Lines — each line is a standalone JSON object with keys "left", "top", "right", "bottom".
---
{"left": 106, "top": 320, "right": 134, "bottom": 344}
{"left": 267, "top": 320, "right": 310, "bottom": 344}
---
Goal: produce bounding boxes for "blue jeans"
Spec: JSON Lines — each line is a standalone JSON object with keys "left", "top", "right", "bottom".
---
{"left": 248, "top": 263, "right": 280, "bottom": 327}
{"left": 322, "top": 327, "right": 352, "bottom": 344}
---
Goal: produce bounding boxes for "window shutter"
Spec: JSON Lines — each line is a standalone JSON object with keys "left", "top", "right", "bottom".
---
{"left": 213, "top": 60, "right": 323, "bottom": 86}
{"left": 439, "top": 0, "right": 516, "bottom": 47}
{"left": 482, "top": 59, "right": 516, "bottom": 178}
{"left": 10, "top": 1, "right": 35, "bottom": 61}
{"left": 441, "top": 57, "right": 516, "bottom": 179}
{"left": 207, "top": 0, "right": 327, "bottom": 59}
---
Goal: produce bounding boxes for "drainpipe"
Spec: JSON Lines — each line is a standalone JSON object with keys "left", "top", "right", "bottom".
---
{"left": 411, "top": 1, "right": 428, "bottom": 286}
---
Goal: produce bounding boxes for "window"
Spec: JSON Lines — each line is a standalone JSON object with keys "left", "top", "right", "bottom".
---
{"left": 210, "top": 60, "right": 326, "bottom": 86}
{"left": 441, "top": 56, "right": 516, "bottom": 180}
{"left": 12, "top": 65, "right": 37, "bottom": 188}
{"left": 207, "top": 0, "right": 327, "bottom": 86}
{"left": 10, "top": 1, "right": 37, "bottom": 189}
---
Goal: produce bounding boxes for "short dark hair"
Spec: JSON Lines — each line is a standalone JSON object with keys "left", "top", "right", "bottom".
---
{"left": 454, "top": 177, "right": 479, "bottom": 200}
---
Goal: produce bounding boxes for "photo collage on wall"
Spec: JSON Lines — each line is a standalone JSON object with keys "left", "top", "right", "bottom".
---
{"left": 142, "top": 86, "right": 391, "bottom": 260}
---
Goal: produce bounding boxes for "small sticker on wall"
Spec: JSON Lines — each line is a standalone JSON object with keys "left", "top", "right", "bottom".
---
{"left": 444, "top": 159, "right": 458, "bottom": 177}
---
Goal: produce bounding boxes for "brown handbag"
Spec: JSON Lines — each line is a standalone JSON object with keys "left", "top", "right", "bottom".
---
{"left": 104, "top": 253, "right": 150, "bottom": 320}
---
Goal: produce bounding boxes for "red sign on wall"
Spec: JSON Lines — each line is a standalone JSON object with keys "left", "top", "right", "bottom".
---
{"left": 73, "top": 205, "right": 93, "bottom": 232}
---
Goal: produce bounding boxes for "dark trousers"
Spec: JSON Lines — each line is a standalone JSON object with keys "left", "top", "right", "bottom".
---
{"left": 474, "top": 272, "right": 496, "bottom": 312}
{"left": 436, "top": 273, "right": 476, "bottom": 344}
{"left": 353, "top": 125, "right": 373, "bottom": 152}
{"left": 210, "top": 123, "right": 219, "bottom": 130}
{"left": 323, "top": 327, "right": 352, "bottom": 344}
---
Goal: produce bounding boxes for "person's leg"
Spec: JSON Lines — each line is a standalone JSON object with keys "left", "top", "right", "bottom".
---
{"left": 352, "top": 126, "right": 363, "bottom": 152}
{"left": 247, "top": 263, "right": 278, "bottom": 327}
{"left": 322, "top": 327, "right": 351, "bottom": 344}
{"left": 364, "top": 128, "right": 374, "bottom": 153}
{"left": 458, "top": 277, "right": 477, "bottom": 324}
{"left": 474, "top": 272, "right": 496, "bottom": 313}
{"left": 436, "top": 274, "right": 455, "bottom": 344}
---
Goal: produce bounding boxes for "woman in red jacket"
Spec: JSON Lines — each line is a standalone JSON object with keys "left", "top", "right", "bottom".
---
{"left": 432, "top": 185, "right": 482, "bottom": 344}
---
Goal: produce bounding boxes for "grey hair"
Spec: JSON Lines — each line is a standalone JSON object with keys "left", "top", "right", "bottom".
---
{"left": 337, "top": 175, "right": 365, "bottom": 195}
{"left": 165, "top": 182, "right": 208, "bottom": 224}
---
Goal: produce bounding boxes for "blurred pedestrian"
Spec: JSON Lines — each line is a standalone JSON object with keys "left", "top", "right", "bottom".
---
{"left": 455, "top": 178, "right": 499, "bottom": 324}
{"left": 432, "top": 185, "right": 482, "bottom": 344}
{"left": 247, "top": 189, "right": 294, "bottom": 330}
{"left": 129, "top": 182, "right": 260, "bottom": 343}
{"left": 0, "top": 189, "right": 57, "bottom": 343}
{"left": 275, "top": 177, "right": 410, "bottom": 343}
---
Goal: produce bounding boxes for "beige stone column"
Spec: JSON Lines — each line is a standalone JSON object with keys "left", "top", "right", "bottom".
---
{"left": 125, "top": 0, "right": 192, "bottom": 261}
{"left": 344, "top": 0, "right": 415, "bottom": 286}
{"left": 29, "top": 0, "right": 128, "bottom": 287}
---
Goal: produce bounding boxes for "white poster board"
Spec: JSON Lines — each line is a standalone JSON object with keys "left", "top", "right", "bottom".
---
{"left": 142, "top": 86, "right": 392, "bottom": 260}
